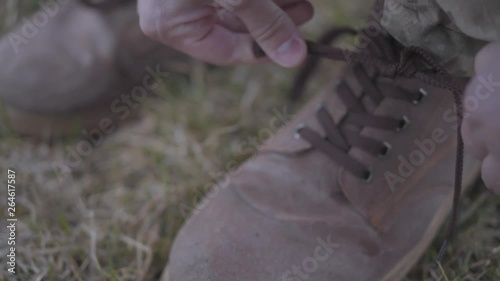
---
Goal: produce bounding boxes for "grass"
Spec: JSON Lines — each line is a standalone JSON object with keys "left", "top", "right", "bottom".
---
{"left": 1, "top": 0, "right": 499, "bottom": 280}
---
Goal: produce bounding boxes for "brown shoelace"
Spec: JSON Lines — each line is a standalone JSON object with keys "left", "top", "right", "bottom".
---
{"left": 254, "top": 27, "right": 465, "bottom": 261}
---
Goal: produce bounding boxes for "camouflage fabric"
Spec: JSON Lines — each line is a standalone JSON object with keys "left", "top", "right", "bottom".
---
{"left": 381, "top": 0, "right": 500, "bottom": 75}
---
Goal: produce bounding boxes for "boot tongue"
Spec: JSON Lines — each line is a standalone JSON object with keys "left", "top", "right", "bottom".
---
{"left": 261, "top": 65, "right": 376, "bottom": 153}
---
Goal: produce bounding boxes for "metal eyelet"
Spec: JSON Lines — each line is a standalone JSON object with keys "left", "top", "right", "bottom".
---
{"left": 413, "top": 88, "right": 428, "bottom": 105}
{"left": 361, "top": 169, "right": 373, "bottom": 184}
{"left": 378, "top": 141, "right": 392, "bottom": 158}
{"left": 294, "top": 123, "right": 306, "bottom": 139}
{"left": 396, "top": 115, "right": 410, "bottom": 132}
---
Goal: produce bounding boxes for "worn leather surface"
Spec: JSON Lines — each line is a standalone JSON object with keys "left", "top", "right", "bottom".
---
{"left": 167, "top": 64, "right": 480, "bottom": 280}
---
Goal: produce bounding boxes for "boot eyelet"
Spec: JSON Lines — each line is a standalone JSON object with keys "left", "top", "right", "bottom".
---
{"left": 396, "top": 116, "right": 410, "bottom": 132}
{"left": 378, "top": 142, "right": 392, "bottom": 158}
{"left": 294, "top": 123, "right": 305, "bottom": 139}
{"left": 361, "top": 169, "right": 373, "bottom": 183}
{"left": 413, "top": 88, "right": 428, "bottom": 105}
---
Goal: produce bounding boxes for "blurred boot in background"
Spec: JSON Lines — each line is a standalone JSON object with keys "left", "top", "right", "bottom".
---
{"left": 0, "top": 0, "right": 188, "bottom": 139}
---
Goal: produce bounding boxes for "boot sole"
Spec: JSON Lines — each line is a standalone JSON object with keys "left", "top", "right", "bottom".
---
{"left": 160, "top": 165, "right": 480, "bottom": 281}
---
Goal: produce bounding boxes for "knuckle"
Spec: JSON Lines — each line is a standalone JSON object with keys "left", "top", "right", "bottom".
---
{"left": 139, "top": 16, "right": 162, "bottom": 40}
{"left": 140, "top": 24, "right": 157, "bottom": 40}
{"left": 216, "top": 0, "right": 245, "bottom": 11}
{"left": 251, "top": 11, "right": 287, "bottom": 43}
{"left": 140, "top": 9, "right": 215, "bottom": 46}
{"left": 140, "top": 18, "right": 181, "bottom": 46}
{"left": 226, "top": 0, "right": 248, "bottom": 12}
{"left": 138, "top": 10, "right": 177, "bottom": 43}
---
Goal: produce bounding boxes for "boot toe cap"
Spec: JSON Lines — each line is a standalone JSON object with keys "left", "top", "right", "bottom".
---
{"left": 166, "top": 187, "right": 380, "bottom": 281}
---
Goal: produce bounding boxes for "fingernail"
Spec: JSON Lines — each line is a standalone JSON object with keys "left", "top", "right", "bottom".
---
{"left": 275, "top": 35, "right": 306, "bottom": 67}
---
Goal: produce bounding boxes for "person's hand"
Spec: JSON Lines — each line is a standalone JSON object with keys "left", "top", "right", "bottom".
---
{"left": 137, "top": 0, "right": 313, "bottom": 67}
{"left": 462, "top": 42, "right": 500, "bottom": 195}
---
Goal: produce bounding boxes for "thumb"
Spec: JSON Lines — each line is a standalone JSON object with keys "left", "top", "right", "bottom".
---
{"left": 228, "top": 0, "right": 307, "bottom": 67}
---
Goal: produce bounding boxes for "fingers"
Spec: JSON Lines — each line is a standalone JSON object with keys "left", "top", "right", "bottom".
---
{"left": 139, "top": 2, "right": 259, "bottom": 65}
{"left": 475, "top": 42, "right": 500, "bottom": 73}
{"left": 168, "top": 19, "right": 263, "bottom": 65}
{"left": 217, "top": 1, "right": 314, "bottom": 34}
{"left": 466, "top": 42, "right": 500, "bottom": 194}
{"left": 138, "top": 0, "right": 313, "bottom": 66}
{"left": 462, "top": 77, "right": 489, "bottom": 160}
{"left": 462, "top": 118, "right": 488, "bottom": 161}
{"left": 229, "top": 0, "right": 309, "bottom": 67}
{"left": 284, "top": 1, "right": 314, "bottom": 27}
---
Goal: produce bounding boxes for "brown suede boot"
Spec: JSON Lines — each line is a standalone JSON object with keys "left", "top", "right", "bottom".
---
{"left": 163, "top": 7, "right": 480, "bottom": 281}
{"left": 0, "top": 0, "right": 188, "bottom": 139}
